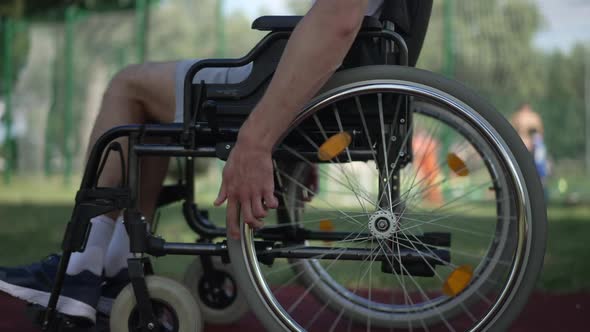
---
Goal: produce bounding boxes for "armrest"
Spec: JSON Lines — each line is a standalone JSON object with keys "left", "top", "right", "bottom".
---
{"left": 252, "top": 15, "right": 383, "bottom": 32}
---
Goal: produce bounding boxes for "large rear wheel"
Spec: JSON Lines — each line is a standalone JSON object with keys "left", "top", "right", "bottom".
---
{"left": 228, "top": 65, "right": 546, "bottom": 331}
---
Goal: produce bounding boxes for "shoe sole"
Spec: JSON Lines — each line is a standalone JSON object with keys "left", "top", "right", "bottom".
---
{"left": 0, "top": 279, "right": 96, "bottom": 322}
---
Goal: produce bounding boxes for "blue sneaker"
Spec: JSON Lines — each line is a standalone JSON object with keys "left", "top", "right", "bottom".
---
{"left": 97, "top": 269, "right": 130, "bottom": 316}
{"left": 0, "top": 254, "right": 101, "bottom": 323}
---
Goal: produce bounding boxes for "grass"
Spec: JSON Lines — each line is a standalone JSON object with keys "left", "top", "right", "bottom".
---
{"left": 0, "top": 176, "right": 589, "bottom": 292}
{"left": 537, "top": 214, "right": 590, "bottom": 291}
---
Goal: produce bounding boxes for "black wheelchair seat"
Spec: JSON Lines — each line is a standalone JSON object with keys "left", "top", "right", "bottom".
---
{"left": 188, "top": 15, "right": 403, "bottom": 127}
{"left": 252, "top": 15, "right": 383, "bottom": 32}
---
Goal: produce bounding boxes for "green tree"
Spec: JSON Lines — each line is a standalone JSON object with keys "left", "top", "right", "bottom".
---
{"left": 419, "top": 0, "right": 545, "bottom": 113}
{"left": 535, "top": 44, "right": 588, "bottom": 160}
{"left": 287, "top": 0, "right": 311, "bottom": 15}
{"left": 147, "top": 0, "right": 264, "bottom": 61}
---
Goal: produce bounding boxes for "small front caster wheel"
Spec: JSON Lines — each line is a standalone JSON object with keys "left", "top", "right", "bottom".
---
{"left": 110, "top": 275, "right": 203, "bottom": 332}
{"left": 183, "top": 257, "right": 248, "bottom": 324}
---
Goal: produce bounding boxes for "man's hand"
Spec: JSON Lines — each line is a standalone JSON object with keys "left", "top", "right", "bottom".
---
{"left": 214, "top": 136, "right": 279, "bottom": 240}
{"left": 215, "top": 0, "right": 368, "bottom": 240}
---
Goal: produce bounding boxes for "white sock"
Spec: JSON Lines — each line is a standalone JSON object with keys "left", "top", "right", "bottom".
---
{"left": 104, "top": 216, "right": 132, "bottom": 278}
{"left": 66, "top": 215, "right": 115, "bottom": 276}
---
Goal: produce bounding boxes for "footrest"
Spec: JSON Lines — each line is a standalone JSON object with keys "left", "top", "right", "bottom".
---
{"left": 75, "top": 187, "right": 131, "bottom": 210}
{"left": 63, "top": 188, "right": 132, "bottom": 252}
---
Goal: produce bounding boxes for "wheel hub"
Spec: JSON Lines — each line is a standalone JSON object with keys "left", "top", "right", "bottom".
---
{"left": 199, "top": 271, "right": 237, "bottom": 309}
{"left": 368, "top": 210, "right": 398, "bottom": 239}
{"left": 129, "top": 300, "right": 179, "bottom": 332}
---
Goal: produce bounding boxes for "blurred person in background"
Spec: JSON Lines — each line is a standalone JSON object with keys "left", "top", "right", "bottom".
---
{"left": 511, "top": 103, "right": 544, "bottom": 152}
{"left": 411, "top": 128, "right": 443, "bottom": 205}
{"left": 530, "top": 128, "right": 550, "bottom": 198}
{"left": 511, "top": 104, "right": 550, "bottom": 197}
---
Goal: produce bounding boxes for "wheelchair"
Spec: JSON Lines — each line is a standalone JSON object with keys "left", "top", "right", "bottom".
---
{"left": 36, "top": 13, "right": 547, "bottom": 332}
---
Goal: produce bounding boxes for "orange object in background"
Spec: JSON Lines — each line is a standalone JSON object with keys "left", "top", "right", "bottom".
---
{"left": 412, "top": 130, "right": 443, "bottom": 205}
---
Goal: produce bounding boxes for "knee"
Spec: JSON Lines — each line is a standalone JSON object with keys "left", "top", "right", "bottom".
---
{"left": 105, "top": 64, "right": 143, "bottom": 100}
{"left": 101, "top": 62, "right": 176, "bottom": 123}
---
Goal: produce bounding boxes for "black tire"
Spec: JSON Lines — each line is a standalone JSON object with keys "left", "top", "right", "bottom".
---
{"left": 183, "top": 257, "right": 248, "bottom": 324}
{"left": 228, "top": 65, "right": 547, "bottom": 331}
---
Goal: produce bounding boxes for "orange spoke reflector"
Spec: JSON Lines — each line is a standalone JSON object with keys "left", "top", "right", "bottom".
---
{"left": 319, "top": 219, "right": 334, "bottom": 232}
{"left": 447, "top": 153, "right": 469, "bottom": 176}
{"left": 443, "top": 265, "right": 473, "bottom": 297}
{"left": 317, "top": 132, "right": 352, "bottom": 161}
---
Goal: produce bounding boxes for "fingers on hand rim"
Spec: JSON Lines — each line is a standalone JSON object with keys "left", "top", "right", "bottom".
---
{"left": 226, "top": 198, "right": 240, "bottom": 240}
{"left": 263, "top": 190, "right": 279, "bottom": 209}
{"left": 252, "top": 197, "right": 268, "bottom": 219}
{"left": 241, "top": 199, "right": 264, "bottom": 229}
{"left": 215, "top": 185, "right": 227, "bottom": 206}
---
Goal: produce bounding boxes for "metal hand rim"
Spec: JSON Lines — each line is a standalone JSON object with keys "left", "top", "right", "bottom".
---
{"left": 239, "top": 79, "right": 531, "bottom": 332}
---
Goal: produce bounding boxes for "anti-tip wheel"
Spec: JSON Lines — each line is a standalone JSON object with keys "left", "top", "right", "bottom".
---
{"left": 183, "top": 256, "right": 248, "bottom": 324}
{"left": 110, "top": 275, "right": 203, "bottom": 332}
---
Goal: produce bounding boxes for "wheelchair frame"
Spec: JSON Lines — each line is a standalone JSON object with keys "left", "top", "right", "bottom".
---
{"left": 39, "top": 21, "right": 418, "bottom": 331}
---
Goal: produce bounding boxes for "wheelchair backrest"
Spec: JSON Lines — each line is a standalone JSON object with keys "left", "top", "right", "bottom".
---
{"left": 189, "top": 2, "right": 432, "bottom": 127}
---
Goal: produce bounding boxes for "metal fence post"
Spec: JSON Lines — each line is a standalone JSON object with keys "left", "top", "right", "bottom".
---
{"left": 2, "top": 18, "right": 15, "bottom": 185}
{"left": 585, "top": 47, "right": 590, "bottom": 176}
{"left": 44, "top": 38, "right": 60, "bottom": 177}
{"left": 441, "top": 0, "right": 455, "bottom": 200}
{"left": 63, "top": 6, "right": 77, "bottom": 185}
{"left": 216, "top": 0, "right": 226, "bottom": 57}
{"left": 443, "top": 0, "right": 455, "bottom": 78}
{"left": 136, "top": 0, "right": 149, "bottom": 63}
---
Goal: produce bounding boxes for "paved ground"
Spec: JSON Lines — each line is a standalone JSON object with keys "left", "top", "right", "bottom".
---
{"left": 1, "top": 291, "right": 588, "bottom": 331}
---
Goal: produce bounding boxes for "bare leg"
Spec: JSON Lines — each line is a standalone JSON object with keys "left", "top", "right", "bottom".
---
{"left": 67, "top": 61, "right": 179, "bottom": 284}
{"left": 0, "top": 61, "right": 188, "bottom": 321}
{"left": 88, "top": 62, "right": 177, "bottom": 220}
